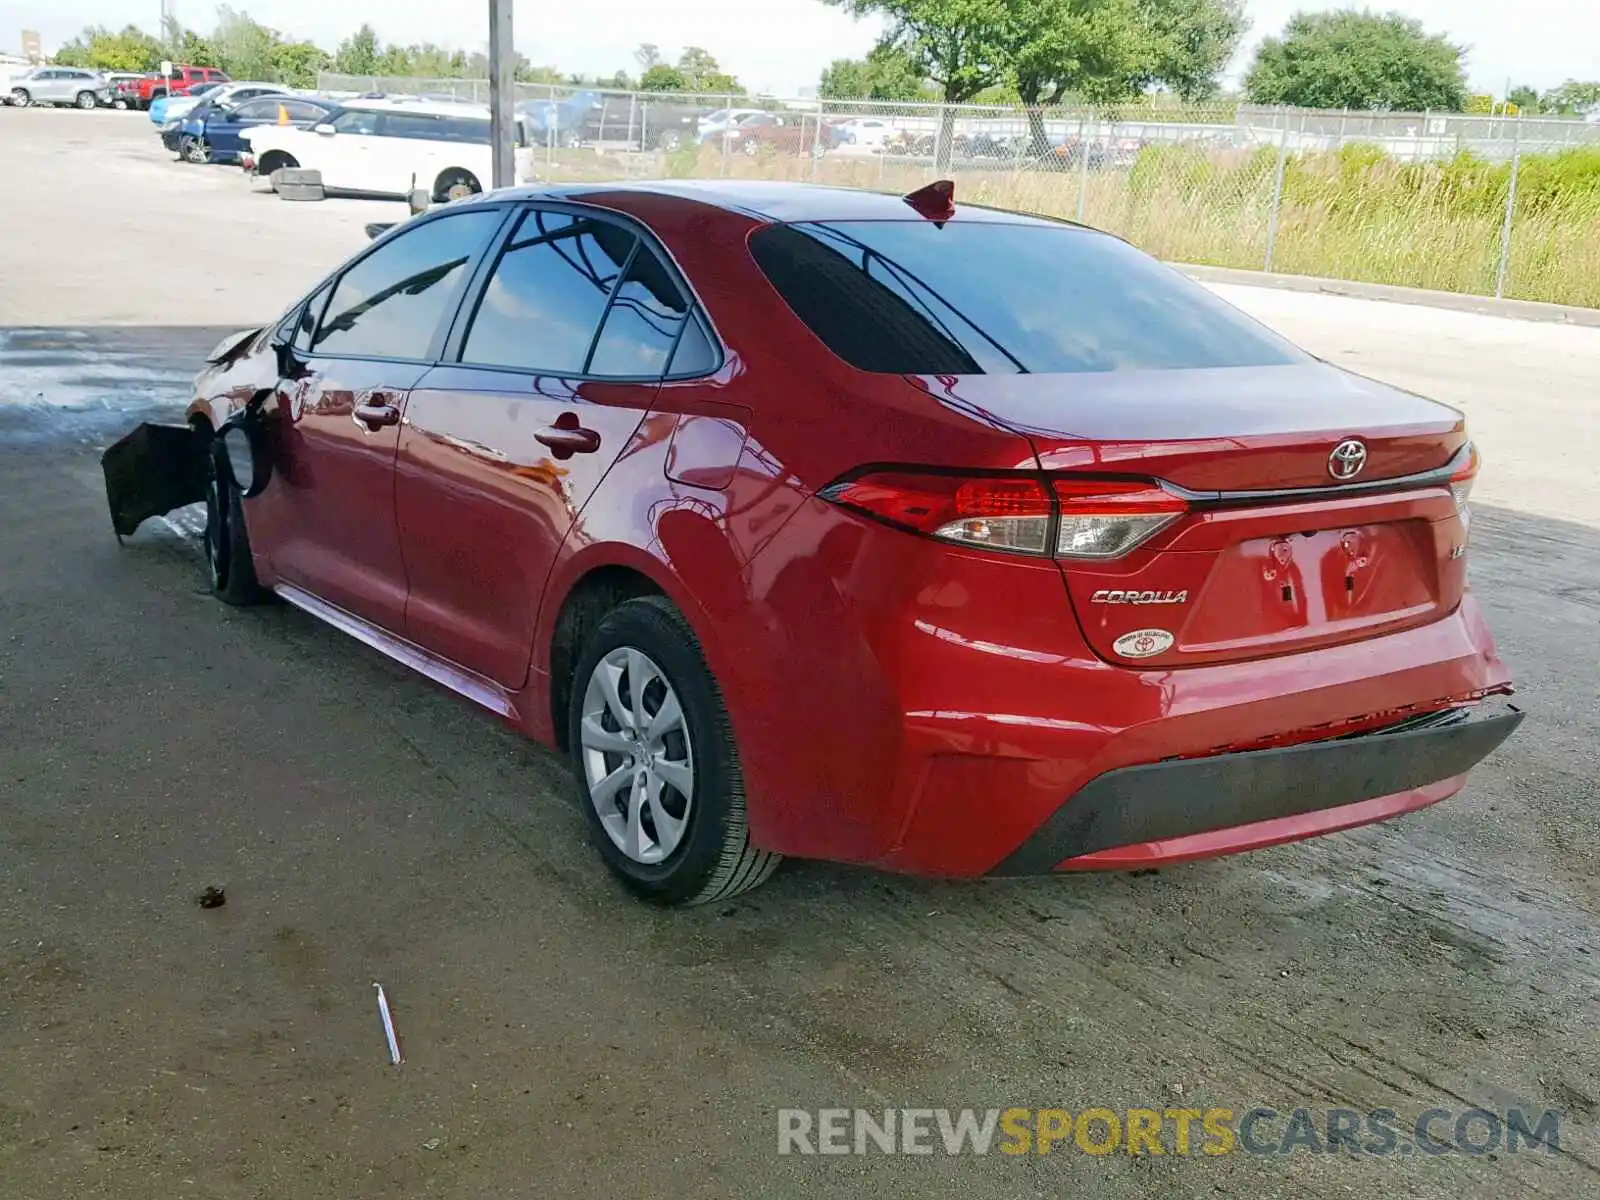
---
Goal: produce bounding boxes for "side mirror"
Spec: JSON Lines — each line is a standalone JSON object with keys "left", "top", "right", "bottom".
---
{"left": 406, "top": 188, "right": 431, "bottom": 216}
{"left": 270, "top": 336, "right": 307, "bottom": 381}
{"left": 313, "top": 122, "right": 336, "bottom": 136}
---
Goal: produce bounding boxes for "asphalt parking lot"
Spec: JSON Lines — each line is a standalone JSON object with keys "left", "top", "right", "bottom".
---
{"left": 2, "top": 108, "right": 1599, "bottom": 1199}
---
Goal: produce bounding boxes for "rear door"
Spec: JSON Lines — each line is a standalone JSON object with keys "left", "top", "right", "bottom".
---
{"left": 251, "top": 206, "right": 507, "bottom": 631}
{"left": 395, "top": 205, "right": 702, "bottom": 687}
{"left": 374, "top": 111, "right": 452, "bottom": 196}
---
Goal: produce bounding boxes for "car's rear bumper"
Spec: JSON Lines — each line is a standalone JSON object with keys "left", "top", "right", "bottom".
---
{"left": 989, "top": 699, "right": 1522, "bottom": 875}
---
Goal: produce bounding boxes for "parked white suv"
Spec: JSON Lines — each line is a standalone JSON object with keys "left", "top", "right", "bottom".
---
{"left": 8, "top": 67, "right": 113, "bottom": 109}
{"left": 240, "top": 98, "right": 535, "bottom": 202}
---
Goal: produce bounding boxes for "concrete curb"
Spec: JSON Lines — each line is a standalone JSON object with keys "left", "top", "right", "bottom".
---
{"left": 1177, "top": 264, "right": 1600, "bottom": 329}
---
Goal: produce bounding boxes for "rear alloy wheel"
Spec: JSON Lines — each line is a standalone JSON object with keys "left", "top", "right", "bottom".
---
{"left": 9, "top": 89, "right": 29, "bottom": 108}
{"left": 180, "top": 135, "right": 209, "bottom": 164}
{"left": 435, "top": 171, "right": 480, "bottom": 203}
{"left": 203, "top": 442, "right": 264, "bottom": 606}
{"left": 76, "top": 90, "right": 97, "bottom": 110}
{"left": 569, "top": 597, "right": 780, "bottom": 906}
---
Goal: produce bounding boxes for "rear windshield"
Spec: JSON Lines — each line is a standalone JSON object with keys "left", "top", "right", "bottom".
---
{"left": 748, "top": 220, "right": 1305, "bottom": 375}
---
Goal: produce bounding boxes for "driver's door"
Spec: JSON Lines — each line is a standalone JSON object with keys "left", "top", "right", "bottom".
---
{"left": 248, "top": 206, "right": 509, "bottom": 631}
{"left": 313, "top": 107, "right": 384, "bottom": 192}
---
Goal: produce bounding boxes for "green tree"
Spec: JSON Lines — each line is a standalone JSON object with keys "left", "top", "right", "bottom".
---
{"left": 334, "top": 23, "right": 380, "bottom": 75}
{"left": 213, "top": 7, "right": 278, "bottom": 80}
{"left": 1542, "top": 80, "right": 1600, "bottom": 117}
{"left": 179, "top": 29, "right": 222, "bottom": 69}
{"left": 675, "top": 46, "right": 743, "bottom": 94}
{"left": 1242, "top": 10, "right": 1467, "bottom": 111}
{"left": 270, "top": 40, "right": 330, "bottom": 88}
{"left": 824, "top": 1, "right": 1013, "bottom": 104}
{"left": 1506, "top": 84, "right": 1541, "bottom": 113}
{"left": 52, "top": 24, "right": 165, "bottom": 71}
{"left": 1135, "top": 0, "right": 1245, "bottom": 100}
{"left": 640, "top": 63, "right": 689, "bottom": 92}
{"left": 819, "top": 43, "right": 930, "bottom": 99}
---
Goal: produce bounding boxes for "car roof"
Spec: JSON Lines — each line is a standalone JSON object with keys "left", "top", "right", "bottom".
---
{"left": 482, "top": 179, "right": 1078, "bottom": 228}
{"left": 342, "top": 96, "right": 490, "bottom": 119}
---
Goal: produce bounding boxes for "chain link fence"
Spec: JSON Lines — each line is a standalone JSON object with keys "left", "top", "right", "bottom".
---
{"left": 318, "top": 74, "right": 1600, "bottom": 308}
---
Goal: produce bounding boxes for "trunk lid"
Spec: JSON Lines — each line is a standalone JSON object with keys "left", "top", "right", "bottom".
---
{"left": 921, "top": 364, "right": 1471, "bottom": 667}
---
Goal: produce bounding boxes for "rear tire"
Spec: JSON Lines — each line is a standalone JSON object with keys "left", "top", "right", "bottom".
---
{"left": 567, "top": 597, "right": 781, "bottom": 906}
{"left": 433, "top": 169, "right": 480, "bottom": 203}
{"left": 76, "top": 91, "right": 97, "bottom": 110}
{"left": 204, "top": 443, "right": 265, "bottom": 606}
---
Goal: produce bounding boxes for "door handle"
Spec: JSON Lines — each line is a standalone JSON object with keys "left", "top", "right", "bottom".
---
{"left": 535, "top": 421, "right": 601, "bottom": 458}
{"left": 353, "top": 399, "right": 401, "bottom": 431}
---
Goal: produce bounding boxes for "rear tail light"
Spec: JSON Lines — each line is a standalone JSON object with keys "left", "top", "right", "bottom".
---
{"left": 820, "top": 472, "right": 1053, "bottom": 554}
{"left": 1052, "top": 478, "right": 1187, "bottom": 559}
{"left": 1449, "top": 441, "right": 1478, "bottom": 537}
{"left": 820, "top": 471, "right": 1186, "bottom": 560}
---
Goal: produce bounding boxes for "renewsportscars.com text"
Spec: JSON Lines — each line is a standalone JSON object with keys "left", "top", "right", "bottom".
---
{"left": 778, "top": 1107, "right": 1561, "bottom": 1157}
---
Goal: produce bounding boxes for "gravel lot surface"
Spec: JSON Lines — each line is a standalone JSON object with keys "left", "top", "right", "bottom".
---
{"left": 2, "top": 108, "right": 1597, "bottom": 1199}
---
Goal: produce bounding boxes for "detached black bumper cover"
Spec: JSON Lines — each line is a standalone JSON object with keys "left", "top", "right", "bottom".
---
{"left": 101, "top": 421, "right": 208, "bottom": 538}
{"left": 992, "top": 700, "right": 1524, "bottom": 875}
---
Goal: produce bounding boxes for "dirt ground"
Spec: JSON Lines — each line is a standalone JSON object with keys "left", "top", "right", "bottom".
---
{"left": 1, "top": 108, "right": 1598, "bottom": 1199}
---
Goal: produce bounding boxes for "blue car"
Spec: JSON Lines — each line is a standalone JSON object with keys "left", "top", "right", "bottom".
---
{"left": 167, "top": 94, "right": 335, "bottom": 164}
{"left": 148, "top": 82, "right": 225, "bottom": 126}
{"left": 517, "top": 89, "right": 600, "bottom": 148}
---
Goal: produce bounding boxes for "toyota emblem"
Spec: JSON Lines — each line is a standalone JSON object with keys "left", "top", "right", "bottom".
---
{"left": 1328, "top": 439, "right": 1368, "bottom": 481}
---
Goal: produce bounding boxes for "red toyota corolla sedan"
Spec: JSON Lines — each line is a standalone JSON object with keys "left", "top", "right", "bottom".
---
{"left": 147, "top": 179, "right": 1521, "bottom": 905}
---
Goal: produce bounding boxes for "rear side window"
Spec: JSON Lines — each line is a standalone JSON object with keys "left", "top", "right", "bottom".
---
{"left": 588, "top": 248, "right": 695, "bottom": 377}
{"left": 312, "top": 210, "right": 503, "bottom": 359}
{"left": 440, "top": 116, "right": 492, "bottom": 144}
{"left": 381, "top": 112, "right": 445, "bottom": 140}
{"left": 748, "top": 221, "right": 1305, "bottom": 375}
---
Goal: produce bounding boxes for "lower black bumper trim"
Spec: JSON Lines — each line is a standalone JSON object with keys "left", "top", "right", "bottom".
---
{"left": 990, "top": 700, "right": 1523, "bottom": 876}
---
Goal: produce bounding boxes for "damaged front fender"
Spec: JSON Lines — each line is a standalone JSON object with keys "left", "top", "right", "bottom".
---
{"left": 101, "top": 421, "right": 209, "bottom": 538}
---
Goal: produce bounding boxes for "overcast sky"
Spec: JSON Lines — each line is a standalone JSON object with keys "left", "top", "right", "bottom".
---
{"left": 3, "top": 1, "right": 1597, "bottom": 96}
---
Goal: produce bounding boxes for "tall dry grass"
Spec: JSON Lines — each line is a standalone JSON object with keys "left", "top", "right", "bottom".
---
{"left": 534, "top": 141, "right": 1600, "bottom": 309}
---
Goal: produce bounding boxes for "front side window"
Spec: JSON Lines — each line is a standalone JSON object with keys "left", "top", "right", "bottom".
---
{"left": 312, "top": 211, "right": 503, "bottom": 359}
{"left": 229, "top": 99, "right": 278, "bottom": 121}
{"left": 331, "top": 108, "right": 380, "bottom": 135}
{"left": 749, "top": 220, "right": 1307, "bottom": 375}
{"left": 459, "top": 211, "right": 636, "bottom": 374}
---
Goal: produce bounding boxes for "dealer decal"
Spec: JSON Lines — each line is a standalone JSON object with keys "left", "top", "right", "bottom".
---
{"left": 1113, "top": 628, "right": 1174, "bottom": 658}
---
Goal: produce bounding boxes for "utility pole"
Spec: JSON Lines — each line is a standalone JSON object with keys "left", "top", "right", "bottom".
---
{"left": 487, "top": 0, "right": 515, "bottom": 189}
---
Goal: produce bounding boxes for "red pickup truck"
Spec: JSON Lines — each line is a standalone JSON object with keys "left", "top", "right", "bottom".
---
{"left": 127, "top": 64, "right": 231, "bottom": 110}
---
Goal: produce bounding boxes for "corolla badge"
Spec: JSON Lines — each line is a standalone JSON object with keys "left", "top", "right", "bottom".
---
{"left": 1328, "top": 438, "right": 1368, "bottom": 481}
{"left": 1113, "top": 628, "right": 1174, "bottom": 658}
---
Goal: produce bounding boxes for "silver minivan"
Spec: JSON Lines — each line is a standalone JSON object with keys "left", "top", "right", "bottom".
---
{"left": 8, "top": 67, "right": 114, "bottom": 109}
